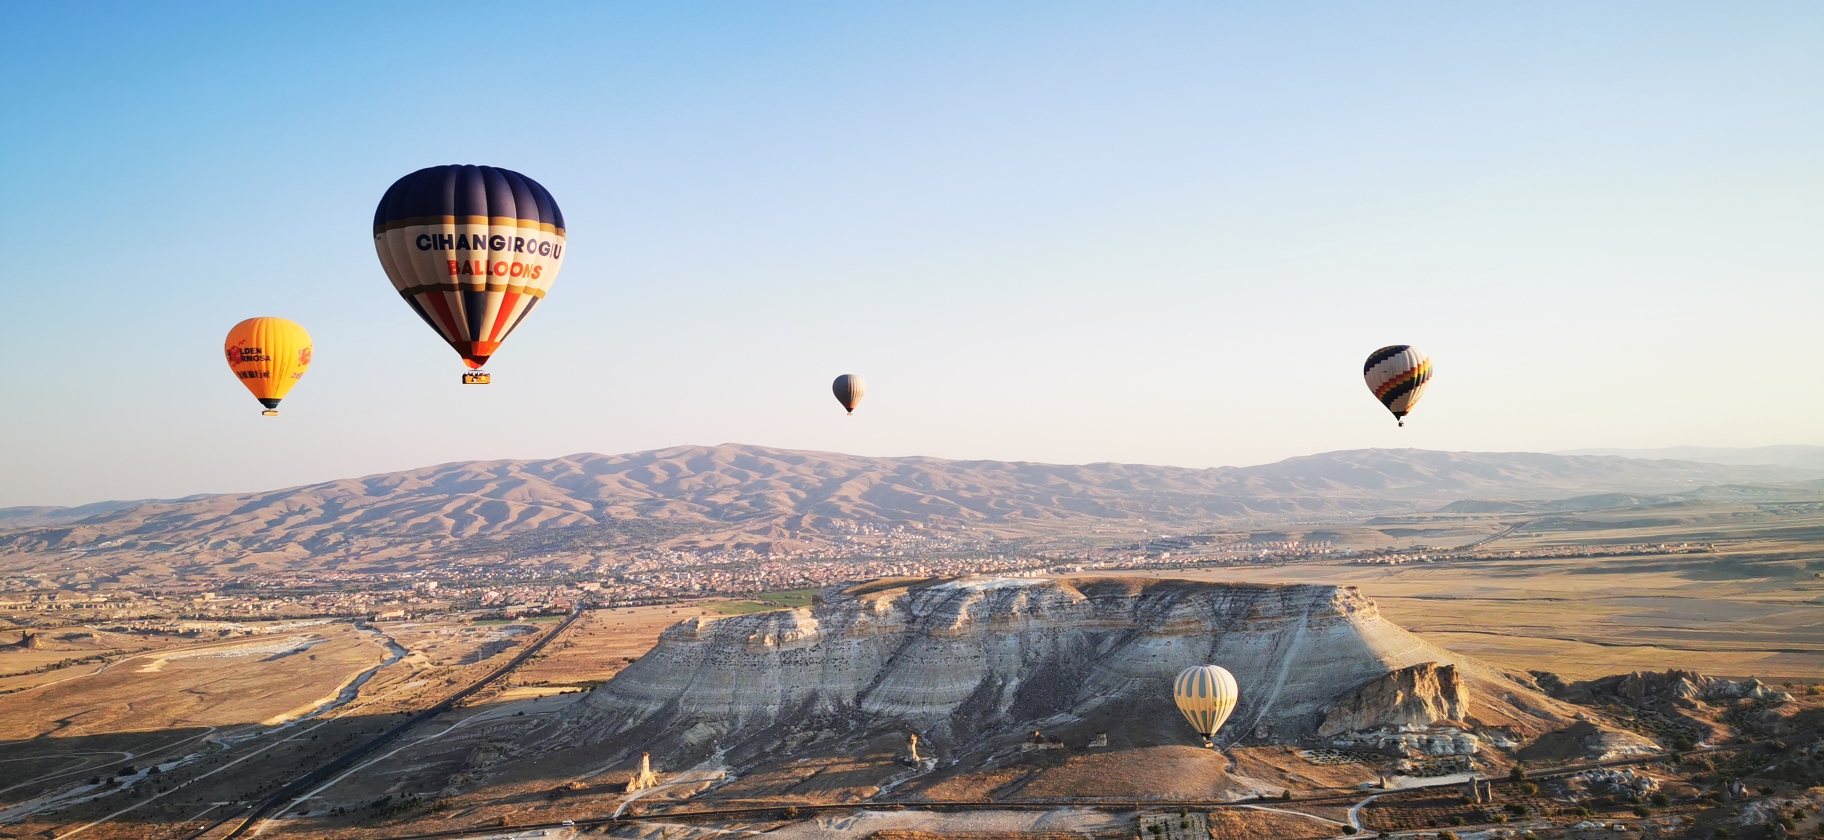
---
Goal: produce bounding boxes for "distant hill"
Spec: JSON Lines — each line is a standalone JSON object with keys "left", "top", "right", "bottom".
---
{"left": 1558, "top": 445, "right": 1824, "bottom": 470}
{"left": 1, "top": 444, "right": 1817, "bottom": 569}
{"left": 0, "top": 499, "right": 173, "bottom": 530}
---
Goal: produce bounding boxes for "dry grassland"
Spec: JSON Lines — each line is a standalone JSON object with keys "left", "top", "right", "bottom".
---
{"left": 1204, "top": 807, "right": 1336, "bottom": 839}
{"left": 1013, "top": 746, "right": 1242, "bottom": 800}
{"left": 1124, "top": 504, "right": 1824, "bottom": 680}
{"left": 509, "top": 603, "right": 710, "bottom": 690}
{"left": 0, "top": 623, "right": 386, "bottom": 741}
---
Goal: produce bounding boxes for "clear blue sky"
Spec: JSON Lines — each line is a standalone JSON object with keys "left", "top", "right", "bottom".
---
{"left": 2, "top": 2, "right": 1820, "bottom": 507}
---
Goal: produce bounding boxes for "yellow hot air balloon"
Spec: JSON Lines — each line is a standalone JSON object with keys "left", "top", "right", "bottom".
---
{"left": 224, "top": 317, "right": 313, "bottom": 416}
{"left": 1173, "top": 664, "right": 1239, "bottom": 747}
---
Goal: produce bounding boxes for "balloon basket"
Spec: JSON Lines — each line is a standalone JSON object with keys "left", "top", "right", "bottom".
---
{"left": 261, "top": 410, "right": 279, "bottom": 417}
{"left": 462, "top": 372, "right": 492, "bottom": 385}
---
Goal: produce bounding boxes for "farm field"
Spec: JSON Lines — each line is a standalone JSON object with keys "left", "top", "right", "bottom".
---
{"left": 1144, "top": 501, "right": 1824, "bottom": 680}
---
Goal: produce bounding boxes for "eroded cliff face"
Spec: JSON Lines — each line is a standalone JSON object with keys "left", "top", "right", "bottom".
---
{"left": 553, "top": 576, "right": 1573, "bottom": 772}
{"left": 1318, "top": 662, "right": 1470, "bottom": 736}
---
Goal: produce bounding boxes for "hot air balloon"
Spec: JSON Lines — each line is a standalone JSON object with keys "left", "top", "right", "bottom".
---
{"left": 373, "top": 165, "right": 566, "bottom": 384}
{"left": 1363, "top": 345, "right": 1433, "bottom": 427}
{"left": 832, "top": 374, "right": 865, "bottom": 415}
{"left": 1173, "top": 664, "right": 1238, "bottom": 748}
{"left": 224, "top": 317, "right": 312, "bottom": 416}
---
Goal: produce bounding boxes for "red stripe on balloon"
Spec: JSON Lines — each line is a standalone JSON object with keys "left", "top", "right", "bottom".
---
{"left": 487, "top": 291, "right": 522, "bottom": 342}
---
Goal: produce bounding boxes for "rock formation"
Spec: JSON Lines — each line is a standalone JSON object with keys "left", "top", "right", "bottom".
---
{"left": 624, "top": 752, "right": 659, "bottom": 792}
{"left": 1546, "top": 669, "right": 1794, "bottom": 707}
{"left": 553, "top": 576, "right": 1576, "bottom": 771}
{"left": 1318, "top": 662, "right": 1468, "bottom": 736}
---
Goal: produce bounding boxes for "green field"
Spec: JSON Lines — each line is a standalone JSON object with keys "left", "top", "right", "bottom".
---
{"left": 471, "top": 615, "right": 565, "bottom": 625}
{"left": 705, "top": 588, "right": 821, "bottom": 615}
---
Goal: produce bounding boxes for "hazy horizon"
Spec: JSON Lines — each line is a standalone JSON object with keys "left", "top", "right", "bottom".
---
{"left": 8, "top": 440, "right": 1824, "bottom": 512}
{"left": 3, "top": 2, "right": 1820, "bottom": 507}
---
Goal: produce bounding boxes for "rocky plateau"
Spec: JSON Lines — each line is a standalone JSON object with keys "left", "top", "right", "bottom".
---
{"left": 499, "top": 576, "right": 1604, "bottom": 797}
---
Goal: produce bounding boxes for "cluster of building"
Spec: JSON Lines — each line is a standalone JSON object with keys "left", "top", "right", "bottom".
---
{"left": 1351, "top": 542, "right": 1714, "bottom": 566}
{"left": 0, "top": 512, "right": 1730, "bottom": 628}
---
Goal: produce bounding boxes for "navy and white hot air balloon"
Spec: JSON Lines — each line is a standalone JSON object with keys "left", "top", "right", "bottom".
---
{"left": 832, "top": 374, "right": 865, "bottom": 415}
{"left": 373, "top": 165, "right": 566, "bottom": 384}
{"left": 1363, "top": 345, "right": 1433, "bottom": 426}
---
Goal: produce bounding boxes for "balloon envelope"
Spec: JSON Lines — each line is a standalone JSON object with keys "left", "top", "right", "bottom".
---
{"left": 373, "top": 165, "right": 566, "bottom": 370}
{"left": 224, "top": 317, "right": 312, "bottom": 414}
{"left": 1363, "top": 345, "right": 1433, "bottom": 425}
{"left": 1173, "top": 665, "right": 1238, "bottom": 741}
{"left": 832, "top": 374, "right": 865, "bottom": 414}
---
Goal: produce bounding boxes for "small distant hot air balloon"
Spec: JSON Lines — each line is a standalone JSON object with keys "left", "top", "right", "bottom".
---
{"left": 1363, "top": 345, "right": 1433, "bottom": 427}
{"left": 373, "top": 165, "right": 566, "bottom": 384}
{"left": 224, "top": 317, "right": 312, "bottom": 416}
{"left": 832, "top": 374, "right": 865, "bottom": 415}
{"left": 1173, "top": 665, "right": 1239, "bottom": 748}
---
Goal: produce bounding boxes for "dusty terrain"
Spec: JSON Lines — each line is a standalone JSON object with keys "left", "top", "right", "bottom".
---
{"left": 0, "top": 614, "right": 564, "bottom": 840}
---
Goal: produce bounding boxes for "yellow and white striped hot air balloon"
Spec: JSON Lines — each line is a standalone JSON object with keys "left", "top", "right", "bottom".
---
{"left": 1363, "top": 345, "right": 1433, "bottom": 427}
{"left": 1173, "top": 664, "right": 1238, "bottom": 748}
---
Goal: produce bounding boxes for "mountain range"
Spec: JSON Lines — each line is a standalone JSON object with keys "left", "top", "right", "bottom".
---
{"left": 1558, "top": 444, "right": 1824, "bottom": 470}
{"left": 2, "top": 444, "right": 1819, "bottom": 572}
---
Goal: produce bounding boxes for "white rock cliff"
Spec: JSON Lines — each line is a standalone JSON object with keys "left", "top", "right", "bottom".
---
{"left": 555, "top": 576, "right": 1575, "bottom": 770}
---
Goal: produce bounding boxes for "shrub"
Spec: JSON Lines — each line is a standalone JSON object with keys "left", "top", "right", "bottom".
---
{"left": 1509, "top": 763, "right": 1528, "bottom": 782}
{"left": 1633, "top": 804, "right": 1652, "bottom": 817}
{"left": 1652, "top": 793, "right": 1670, "bottom": 807}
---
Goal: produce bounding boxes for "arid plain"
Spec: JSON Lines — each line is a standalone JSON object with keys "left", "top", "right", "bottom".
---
{"left": 4, "top": 446, "right": 1824, "bottom": 840}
